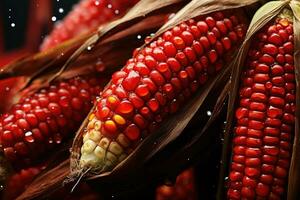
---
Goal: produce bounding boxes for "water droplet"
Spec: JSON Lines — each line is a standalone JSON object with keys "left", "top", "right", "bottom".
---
{"left": 95, "top": 0, "right": 100, "bottom": 6}
{"left": 87, "top": 46, "right": 92, "bottom": 51}
{"left": 224, "top": 176, "right": 229, "bottom": 181}
{"left": 8, "top": 16, "right": 11, "bottom": 19}
{"left": 5, "top": 87, "right": 10, "bottom": 91}
{"left": 223, "top": 121, "right": 227, "bottom": 124}
{"left": 137, "top": 35, "right": 142, "bottom": 40}
{"left": 8, "top": 8, "right": 11, "bottom": 12}
{"left": 207, "top": 110, "right": 212, "bottom": 116}
{"left": 11, "top": 23, "right": 15, "bottom": 27}
{"left": 111, "top": 195, "right": 114, "bottom": 198}
{"left": 107, "top": 4, "right": 112, "bottom": 9}
{"left": 150, "top": 33, "right": 155, "bottom": 37}
{"left": 187, "top": 158, "right": 190, "bottom": 161}
{"left": 51, "top": 16, "right": 57, "bottom": 22}
{"left": 114, "top": 10, "right": 119, "bottom": 15}
{"left": 59, "top": 8, "right": 64, "bottom": 13}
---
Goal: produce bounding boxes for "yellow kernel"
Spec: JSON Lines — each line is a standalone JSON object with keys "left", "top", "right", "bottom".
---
{"left": 107, "top": 96, "right": 118, "bottom": 105}
{"left": 104, "top": 120, "right": 117, "bottom": 133}
{"left": 109, "top": 142, "right": 123, "bottom": 155}
{"left": 116, "top": 134, "right": 130, "bottom": 148}
{"left": 81, "top": 140, "right": 97, "bottom": 154}
{"left": 87, "top": 120, "right": 95, "bottom": 129}
{"left": 113, "top": 114, "right": 126, "bottom": 125}
{"left": 99, "top": 137, "right": 110, "bottom": 149}
{"left": 88, "top": 130, "right": 101, "bottom": 142}
{"left": 279, "top": 18, "right": 289, "bottom": 27}
{"left": 89, "top": 113, "right": 95, "bottom": 121}
{"left": 94, "top": 146, "right": 105, "bottom": 160}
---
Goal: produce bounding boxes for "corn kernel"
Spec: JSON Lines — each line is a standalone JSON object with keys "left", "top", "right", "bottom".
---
{"left": 99, "top": 137, "right": 110, "bottom": 149}
{"left": 94, "top": 146, "right": 105, "bottom": 160}
{"left": 116, "top": 134, "right": 130, "bottom": 147}
{"left": 109, "top": 142, "right": 123, "bottom": 155}
{"left": 82, "top": 139, "right": 97, "bottom": 154}
{"left": 88, "top": 130, "right": 101, "bottom": 142}
{"left": 113, "top": 114, "right": 126, "bottom": 125}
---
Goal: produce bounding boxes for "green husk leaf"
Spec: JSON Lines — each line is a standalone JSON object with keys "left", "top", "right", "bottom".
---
{"left": 288, "top": 1, "right": 300, "bottom": 199}
{"left": 217, "top": 1, "right": 289, "bottom": 199}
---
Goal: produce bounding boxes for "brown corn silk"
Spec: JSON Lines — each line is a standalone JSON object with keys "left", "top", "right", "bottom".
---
{"left": 70, "top": 0, "right": 257, "bottom": 182}
{"left": 219, "top": 1, "right": 300, "bottom": 199}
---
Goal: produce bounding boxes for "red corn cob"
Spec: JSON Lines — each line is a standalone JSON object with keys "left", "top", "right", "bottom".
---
{"left": 3, "top": 164, "right": 46, "bottom": 200}
{"left": 79, "top": 10, "right": 248, "bottom": 170}
{"left": 40, "top": 0, "right": 139, "bottom": 50}
{"left": 227, "top": 11, "right": 295, "bottom": 200}
{"left": 0, "top": 76, "right": 107, "bottom": 166}
{"left": 156, "top": 168, "right": 197, "bottom": 200}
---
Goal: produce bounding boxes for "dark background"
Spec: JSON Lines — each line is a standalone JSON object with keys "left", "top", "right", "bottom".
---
{"left": 0, "top": 0, "right": 79, "bottom": 51}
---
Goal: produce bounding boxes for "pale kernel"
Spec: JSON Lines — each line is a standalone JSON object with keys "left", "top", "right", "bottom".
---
{"left": 99, "top": 137, "right": 110, "bottom": 149}
{"left": 94, "top": 146, "right": 105, "bottom": 160}
{"left": 94, "top": 121, "right": 102, "bottom": 130}
{"left": 80, "top": 153, "right": 100, "bottom": 168}
{"left": 83, "top": 133, "right": 90, "bottom": 143}
{"left": 109, "top": 142, "right": 123, "bottom": 155}
{"left": 116, "top": 134, "right": 130, "bottom": 147}
{"left": 82, "top": 139, "right": 97, "bottom": 154}
{"left": 106, "top": 152, "right": 117, "bottom": 163}
{"left": 88, "top": 130, "right": 101, "bottom": 142}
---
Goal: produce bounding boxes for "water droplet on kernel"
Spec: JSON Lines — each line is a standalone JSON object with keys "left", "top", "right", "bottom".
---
{"left": 207, "top": 110, "right": 212, "bottom": 116}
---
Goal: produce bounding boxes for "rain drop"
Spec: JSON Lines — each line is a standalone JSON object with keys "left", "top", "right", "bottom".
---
{"left": 11, "top": 23, "right": 15, "bottom": 27}
{"left": 207, "top": 110, "right": 212, "bottom": 116}
{"left": 5, "top": 87, "right": 10, "bottom": 91}
{"left": 51, "top": 16, "right": 57, "bottom": 22}
{"left": 87, "top": 46, "right": 92, "bottom": 51}
{"left": 107, "top": 4, "right": 112, "bottom": 9}
{"left": 59, "top": 8, "right": 64, "bottom": 13}
{"left": 137, "top": 35, "right": 142, "bottom": 40}
{"left": 114, "top": 10, "right": 119, "bottom": 15}
{"left": 95, "top": 0, "right": 100, "bottom": 6}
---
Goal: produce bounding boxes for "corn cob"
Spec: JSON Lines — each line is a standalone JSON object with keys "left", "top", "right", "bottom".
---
{"left": 4, "top": 164, "right": 46, "bottom": 200}
{"left": 79, "top": 10, "right": 248, "bottom": 171}
{"left": 156, "top": 168, "right": 197, "bottom": 200}
{"left": 227, "top": 12, "right": 295, "bottom": 199}
{"left": 0, "top": 76, "right": 107, "bottom": 166}
{"left": 40, "top": 0, "right": 139, "bottom": 50}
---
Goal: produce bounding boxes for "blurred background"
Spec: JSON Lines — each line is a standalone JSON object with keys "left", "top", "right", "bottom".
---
{"left": 0, "top": 0, "right": 79, "bottom": 66}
